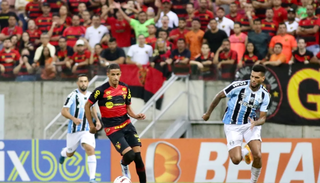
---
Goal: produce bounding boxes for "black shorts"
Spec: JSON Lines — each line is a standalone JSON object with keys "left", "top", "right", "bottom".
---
{"left": 107, "top": 123, "right": 141, "bottom": 154}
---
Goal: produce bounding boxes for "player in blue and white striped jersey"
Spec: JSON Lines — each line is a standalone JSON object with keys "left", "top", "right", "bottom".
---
{"left": 202, "top": 65, "right": 270, "bottom": 183}
{"left": 59, "top": 74, "right": 102, "bottom": 183}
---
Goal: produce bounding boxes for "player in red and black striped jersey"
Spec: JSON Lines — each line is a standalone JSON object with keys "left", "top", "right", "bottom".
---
{"left": 48, "top": 14, "right": 67, "bottom": 46}
{"left": 25, "top": 0, "right": 42, "bottom": 20}
{"left": 70, "top": 40, "right": 90, "bottom": 75}
{"left": 35, "top": 3, "right": 52, "bottom": 33}
{"left": 0, "top": 38, "right": 20, "bottom": 80}
{"left": 194, "top": 0, "right": 214, "bottom": 31}
{"left": 85, "top": 63, "right": 146, "bottom": 183}
{"left": 171, "top": 0, "right": 188, "bottom": 18}
{"left": 289, "top": 38, "right": 318, "bottom": 64}
{"left": 261, "top": 9, "right": 278, "bottom": 37}
{"left": 63, "top": 15, "right": 86, "bottom": 47}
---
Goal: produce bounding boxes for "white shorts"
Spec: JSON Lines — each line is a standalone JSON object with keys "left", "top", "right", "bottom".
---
{"left": 224, "top": 123, "right": 262, "bottom": 151}
{"left": 66, "top": 131, "right": 96, "bottom": 153}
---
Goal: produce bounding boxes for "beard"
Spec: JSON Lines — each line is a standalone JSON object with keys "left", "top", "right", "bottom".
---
{"left": 288, "top": 17, "right": 295, "bottom": 21}
{"left": 79, "top": 86, "right": 87, "bottom": 92}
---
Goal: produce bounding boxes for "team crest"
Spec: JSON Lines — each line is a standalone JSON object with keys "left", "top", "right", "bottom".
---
{"left": 122, "top": 87, "right": 126, "bottom": 91}
{"left": 30, "top": 6, "right": 32, "bottom": 8}
{"left": 57, "top": 1, "right": 61, "bottom": 5}
{"left": 311, "top": 21, "right": 314, "bottom": 24}
{"left": 305, "top": 56, "right": 309, "bottom": 60}
{"left": 106, "top": 90, "right": 111, "bottom": 95}
{"left": 105, "top": 128, "right": 110, "bottom": 133}
{"left": 115, "top": 142, "right": 121, "bottom": 149}
{"left": 75, "top": 57, "right": 78, "bottom": 60}
{"left": 262, "top": 24, "right": 265, "bottom": 27}
{"left": 271, "top": 24, "right": 274, "bottom": 28}
{"left": 1, "top": 56, "right": 4, "bottom": 59}
{"left": 138, "top": 67, "right": 148, "bottom": 85}
{"left": 222, "top": 25, "right": 225, "bottom": 28}
{"left": 235, "top": 65, "right": 282, "bottom": 119}
{"left": 278, "top": 13, "right": 281, "bottom": 17}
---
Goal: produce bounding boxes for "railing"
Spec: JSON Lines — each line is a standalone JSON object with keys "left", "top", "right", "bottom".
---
{"left": 132, "top": 74, "right": 190, "bottom": 138}
{"left": 43, "top": 75, "right": 109, "bottom": 139}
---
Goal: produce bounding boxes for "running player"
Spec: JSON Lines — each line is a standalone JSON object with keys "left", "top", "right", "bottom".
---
{"left": 85, "top": 63, "right": 146, "bottom": 183}
{"left": 59, "top": 74, "right": 101, "bottom": 183}
{"left": 202, "top": 64, "right": 270, "bottom": 183}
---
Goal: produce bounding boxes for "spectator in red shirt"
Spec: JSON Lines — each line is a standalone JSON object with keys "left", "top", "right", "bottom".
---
{"left": 13, "top": 48, "right": 35, "bottom": 81}
{"left": 252, "top": 0, "right": 272, "bottom": 19}
{"left": 213, "top": 39, "right": 237, "bottom": 80}
{"left": 25, "top": 0, "right": 42, "bottom": 20}
{"left": 68, "top": 0, "right": 90, "bottom": 14}
{"left": 35, "top": 2, "right": 52, "bottom": 33}
{"left": 0, "top": 16, "right": 23, "bottom": 41}
{"left": 59, "top": 5, "right": 72, "bottom": 26}
{"left": 146, "top": 24, "right": 157, "bottom": 46}
{"left": 48, "top": 14, "right": 67, "bottom": 46}
{"left": 152, "top": 38, "right": 172, "bottom": 66}
{"left": 26, "top": 19, "right": 42, "bottom": 45}
{"left": 297, "top": 4, "right": 320, "bottom": 56}
{"left": 185, "top": 3, "right": 195, "bottom": 30}
{"left": 226, "top": 3, "right": 241, "bottom": 22}
{"left": 194, "top": 0, "right": 214, "bottom": 31}
{"left": 289, "top": 38, "right": 318, "bottom": 64}
{"left": 54, "top": 37, "right": 75, "bottom": 78}
{"left": 261, "top": 8, "right": 278, "bottom": 37}
{"left": 190, "top": 43, "right": 214, "bottom": 79}
{"left": 239, "top": 42, "right": 259, "bottom": 68}
{"left": 171, "top": 0, "right": 189, "bottom": 18}
{"left": 81, "top": 10, "right": 92, "bottom": 28}
{"left": 156, "top": 29, "right": 173, "bottom": 51}
{"left": 272, "top": 0, "right": 288, "bottom": 23}
{"left": 106, "top": 10, "right": 132, "bottom": 53}
{"left": 236, "top": 3, "right": 256, "bottom": 34}
{"left": 169, "top": 17, "right": 189, "bottom": 49}
{"left": 63, "top": 15, "right": 86, "bottom": 47}
{"left": 71, "top": 39, "right": 91, "bottom": 74}
{"left": 89, "top": 43, "right": 105, "bottom": 76}
{"left": 78, "top": 3, "right": 88, "bottom": 18}
{"left": 10, "top": 35, "right": 19, "bottom": 52}
{"left": 0, "top": 38, "right": 20, "bottom": 80}
{"left": 44, "top": 0, "right": 65, "bottom": 13}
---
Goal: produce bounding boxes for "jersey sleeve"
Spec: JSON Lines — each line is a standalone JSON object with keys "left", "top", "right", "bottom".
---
{"left": 223, "top": 81, "right": 247, "bottom": 98}
{"left": 88, "top": 88, "right": 102, "bottom": 104}
{"left": 125, "top": 87, "right": 132, "bottom": 105}
{"left": 63, "top": 92, "right": 76, "bottom": 108}
{"left": 260, "top": 92, "right": 270, "bottom": 112}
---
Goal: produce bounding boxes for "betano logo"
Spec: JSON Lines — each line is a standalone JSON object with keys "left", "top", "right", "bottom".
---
{"left": 287, "top": 68, "right": 320, "bottom": 120}
{"left": 0, "top": 140, "right": 106, "bottom": 182}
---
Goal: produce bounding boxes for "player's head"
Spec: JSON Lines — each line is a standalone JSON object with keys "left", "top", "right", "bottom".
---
{"left": 107, "top": 64, "right": 121, "bottom": 86}
{"left": 77, "top": 74, "right": 89, "bottom": 92}
{"left": 250, "top": 65, "right": 266, "bottom": 89}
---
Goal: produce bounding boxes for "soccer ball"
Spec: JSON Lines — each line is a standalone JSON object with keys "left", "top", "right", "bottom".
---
{"left": 113, "top": 176, "right": 132, "bottom": 183}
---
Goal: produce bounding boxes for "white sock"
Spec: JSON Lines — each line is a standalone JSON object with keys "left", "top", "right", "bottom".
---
{"left": 251, "top": 166, "right": 261, "bottom": 183}
{"left": 60, "top": 148, "right": 67, "bottom": 157}
{"left": 242, "top": 148, "right": 249, "bottom": 159}
{"left": 87, "top": 155, "right": 96, "bottom": 180}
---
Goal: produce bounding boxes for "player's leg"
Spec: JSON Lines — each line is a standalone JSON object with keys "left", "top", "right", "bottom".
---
{"left": 80, "top": 132, "right": 97, "bottom": 182}
{"left": 224, "top": 124, "right": 245, "bottom": 165}
{"left": 60, "top": 133, "right": 81, "bottom": 164}
{"left": 244, "top": 125, "right": 262, "bottom": 183}
{"left": 108, "top": 130, "right": 135, "bottom": 179}
{"left": 125, "top": 124, "right": 146, "bottom": 183}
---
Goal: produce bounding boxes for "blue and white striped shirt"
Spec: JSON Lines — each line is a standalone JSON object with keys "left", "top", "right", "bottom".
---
{"left": 222, "top": 80, "right": 270, "bottom": 125}
{"left": 63, "top": 89, "right": 92, "bottom": 133}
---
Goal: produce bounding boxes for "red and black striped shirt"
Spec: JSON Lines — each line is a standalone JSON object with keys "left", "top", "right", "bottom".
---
{"left": 17, "top": 58, "right": 32, "bottom": 76}
{"left": 63, "top": 26, "right": 86, "bottom": 47}
{"left": 88, "top": 82, "right": 131, "bottom": 128}
{"left": 248, "top": 0, "right": 267, "bottom": 19}
{"left": 56, "top": 46, "right": 74, "bottom": 72}
{"left": 49, "top": 24, "right": 67, "bottom": 46}
{"left": 242, "top": 54, "right": 259, "bottom": 65}
{"left": 292, "top": 50, "right": 314, "bottom": 63}
{"left": 25, "top": 2, "right": 42, "bottom": 20}
{"left": 171, "top": 0, "right": 189, "bottom": 18}
{"left": 281, "top": 0, "right": 298, "bottom": 8}
{"left": 218, "top": 50, "right": 237, "bottom": 79}
{"left": 194, "top": 10, "right": 214, "bottom": 31}
{"left": 68, "top": 0, "right": 90, "bottom": 14}
{"left": 236, "top": 13, "right": 257, "bottom": 34}
{"left": 71, "top": 51, "right": 90, "bottom": 74}
{"left": 0, "top": 49, "right": 20, "bottom": 78}
{"left": 298, "top": 17, "right": 320, "bottom": 46}
{"left": 261, "top": 19, "right": 278, "bottom": 37}
{"left": 35, "top": 14, "right": 52, "bottom": 33}
{"left": 26, "top": 29, "right": 42, "bottom": 44}
{"left": 44, "top": 0, "right": 64, "bottom": 13}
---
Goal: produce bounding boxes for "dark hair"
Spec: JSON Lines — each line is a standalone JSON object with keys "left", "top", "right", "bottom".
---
{"left": 222, "top": 38, "right": 230, "bottom": 44}
{"left": 266, "top": 8, "right": 273, "bottom": 12}
{"left": 234, "top": 22, "right": 241, "bottom": 27}
{"left": 186, "top": 2, "right": 194, "bottom": 7}
{"left": 254, "top": 18, "right": 261, "bottom": 24}
{"left": 95, "top": 43, "right": 102, "bottom": 47}
{"left": 179, "top": 17, "right": 186, "bottom": 21}
{"left": 92, "top": 14, "right": 100, "bottom": 19}
{"left": 177, "top": 38, "right": 185, "bottom": 43}
{"left": 230, "top": 2, "right": 237, "bottom": 5}
{"left": 108, "top": 37, "right": 116, "bottom": 43}
{"left": 3, "top": 37, "right": 11, "bottom": 42}
{"left": 72, "top": 14, "right": 81, "bottom": 19}
{"left": 252, "top": 64, "right": 266, "bottom": 75}
{"left": 19, "top": 32, "right": 30, "bottom": 52}
{"left": 52, "top": 13, "right": 60, "bottom": 17}
{"left": 278, "top": 22, "right": 286, "bottom": 27}
{"left": 244, "top": 42, "right": 256, "bottom": 55}
{"left": 298, "top": 38, "right": 305, "bottom": 43}
{"left": 78, "top": 74, "right": 89, "bottom": 80}
{"left": 275, "top": 42, "right": 283, "bottom": 48}
{"left": 38, "top": 47, "right": 52, "bottom": 66}
{"left": 192, "top": 17, "right": 201, "bottom": 23}
{"left": 107, "top": 63, "right": 121, "bottom": 73}
{"left": 59, "top": 36, "right": 67, "bottom": 41}
{"left": 139, "top": 11, "right": 146, "bottom": 15}
{"left": 209, "top": 18, "right": 217, "bottom": 23}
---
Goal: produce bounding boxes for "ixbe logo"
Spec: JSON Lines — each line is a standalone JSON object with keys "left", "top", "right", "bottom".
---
{"left": 0, "top": 140, "right": 111, "bottom": 182}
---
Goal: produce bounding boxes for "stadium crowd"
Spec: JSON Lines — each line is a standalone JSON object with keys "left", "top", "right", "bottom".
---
{"left": 0, "top": 0, "right": 320, "bottom": 81}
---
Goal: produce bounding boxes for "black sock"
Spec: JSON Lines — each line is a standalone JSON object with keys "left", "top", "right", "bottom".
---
{"left": 134, "top": 152, "right": 146, "bottom": 183}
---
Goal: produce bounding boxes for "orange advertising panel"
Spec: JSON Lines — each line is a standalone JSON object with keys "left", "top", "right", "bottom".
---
{"left": 110, "top": 139, "right": 320, "bottom": 183}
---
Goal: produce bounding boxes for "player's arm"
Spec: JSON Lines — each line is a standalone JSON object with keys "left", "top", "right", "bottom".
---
{"left": 250, "top": 91, "right": 270, "bottom": 128}
{"left": 202, "top": 90, "right": 226, "bottom": 120}
{"left": 61, "top": 93, "right": 81, "bottom": 125}
{"left": 86, "top": 88, "right": 102, "bottom": 133}
{"left": 126, "top": 87, "right": 146, "bottom": 120}
{"left": 91, "top": 105, "right": 101, "bottom": 129}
